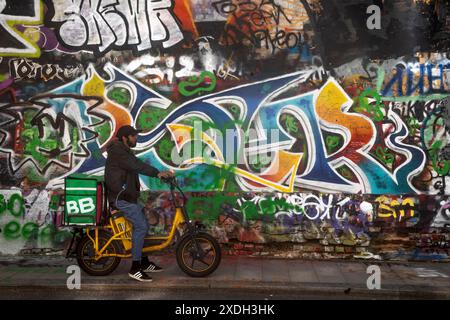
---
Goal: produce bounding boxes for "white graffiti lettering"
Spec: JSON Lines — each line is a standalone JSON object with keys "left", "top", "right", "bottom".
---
{"left": 126, "top": 54, "right": 198, "bottom": 84}
{"left": 236, "top": 193, "right": 357, "bottom": 221}
{"left": 51, "top": 0, "right": 184, "bottom": 54}
{"left": 10, "top": 58, "right": 84, "bottom": 82}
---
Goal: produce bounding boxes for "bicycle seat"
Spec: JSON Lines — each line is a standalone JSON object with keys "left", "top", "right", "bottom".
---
{"left": 107, "top": 203, "right": 122, "bottom": 218}
{"left": 110, "top": 209, "right": 121, "bottom": 215}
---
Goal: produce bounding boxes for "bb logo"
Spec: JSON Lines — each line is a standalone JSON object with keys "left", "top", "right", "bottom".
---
{"left": 66, "top": 197, "right": 95, "bottom": 214}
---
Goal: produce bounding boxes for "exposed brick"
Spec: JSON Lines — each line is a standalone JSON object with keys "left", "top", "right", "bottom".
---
{"left": 335, "top": 246, "right": 345, "bottom": 253}
{"left": 324, "top": 246, "right": 335, "bottom": 253}
{"left": 344, "top": 247, "right": 355, "bottom": 254}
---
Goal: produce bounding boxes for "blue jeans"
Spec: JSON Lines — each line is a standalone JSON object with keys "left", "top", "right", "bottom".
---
{"left": 116, "top": 200, "right": 149, "bottom": 261}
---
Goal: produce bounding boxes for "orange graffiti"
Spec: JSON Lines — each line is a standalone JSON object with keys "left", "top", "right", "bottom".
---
{"left": 315, "top": 80, "right": 374, "bottom": 163}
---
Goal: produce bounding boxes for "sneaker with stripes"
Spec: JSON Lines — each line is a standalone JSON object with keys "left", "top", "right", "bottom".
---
{"left": 142, "top": 261, "right": 164, "bottom": 273}
{"left": 128, "top": 270, "right": 153, "bottom": 282}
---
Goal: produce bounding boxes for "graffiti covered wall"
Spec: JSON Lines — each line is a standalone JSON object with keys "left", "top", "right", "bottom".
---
{"left": 0, "top": 0, "right": 449, "bottom": 260}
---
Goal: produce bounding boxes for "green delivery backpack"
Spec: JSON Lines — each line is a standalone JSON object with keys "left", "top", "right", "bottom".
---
{"left": 64, "top": 174, "right": 105, "bottom": 226}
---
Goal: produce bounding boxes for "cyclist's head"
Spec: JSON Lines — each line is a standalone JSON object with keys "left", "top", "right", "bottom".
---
{"left": 116, "top": 125, "right": 141, "bottom": 148}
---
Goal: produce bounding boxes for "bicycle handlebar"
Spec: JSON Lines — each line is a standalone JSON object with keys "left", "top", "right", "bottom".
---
{"left": 160, "top": 176, "right": 187, "bottom": 204}
{"left": 160, "top": 175, "right": 176, "bottom": 185}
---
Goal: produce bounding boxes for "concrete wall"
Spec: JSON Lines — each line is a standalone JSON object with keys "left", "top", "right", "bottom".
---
{"left": 0, "top": 0, "right": 449, "bottom": 260}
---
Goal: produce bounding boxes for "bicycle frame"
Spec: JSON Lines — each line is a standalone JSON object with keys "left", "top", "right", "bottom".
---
{"left": 85, "top": 178, "right": 194, "bottom": 261}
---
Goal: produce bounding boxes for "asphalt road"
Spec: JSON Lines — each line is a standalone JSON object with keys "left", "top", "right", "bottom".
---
{"left": 0, "top": 286, "right": 402, "bottom": 300}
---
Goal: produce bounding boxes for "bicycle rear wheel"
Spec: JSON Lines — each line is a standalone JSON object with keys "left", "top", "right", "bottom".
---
{"left": 76, "top": 231, "right": 122, "bottom": 276}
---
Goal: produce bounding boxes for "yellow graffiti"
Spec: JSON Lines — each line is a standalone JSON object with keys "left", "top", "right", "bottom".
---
{"left": 375, "top": 196, "right": 415, "bottom": 220}
{"left": 82, "top": 67, "right": 132, "bottom": 147}
{"left": 83, "top": 72, "right": 105, "bottom": 96}
{"left": 316, "top": 79, "right": 374, "bottom": 158}
{"left": 0, "top": 1, "right": 44, "bottom": 58}
{"left": 183, "top": 153, "right": 301, "bottom": 193}
{"left": 167, "top": 124, "right": 302, "bottom": 192}
{"left": 166, "top": 123, "right": 225, "bottom": 161}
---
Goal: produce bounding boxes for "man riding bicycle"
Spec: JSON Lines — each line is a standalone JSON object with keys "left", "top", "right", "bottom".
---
{"left": 105, "top": 125, "right": 174, "bottom": 282}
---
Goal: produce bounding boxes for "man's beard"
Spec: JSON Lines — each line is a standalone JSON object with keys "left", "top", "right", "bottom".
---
{"left": 127, "top": 137, "right": 137, "bottom": 148}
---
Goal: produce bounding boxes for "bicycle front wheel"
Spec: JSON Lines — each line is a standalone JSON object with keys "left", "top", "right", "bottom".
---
{"left": 176, "top": 232, "right": 221, "bottom": 277}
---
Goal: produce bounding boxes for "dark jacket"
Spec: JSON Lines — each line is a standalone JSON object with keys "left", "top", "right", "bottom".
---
{"left": 105, "top": 140, "right": 160, "bottom": 204}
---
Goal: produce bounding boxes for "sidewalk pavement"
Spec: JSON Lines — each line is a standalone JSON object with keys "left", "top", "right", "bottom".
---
{"left": 0, "top": 253, "right": 449, "bottom": 299}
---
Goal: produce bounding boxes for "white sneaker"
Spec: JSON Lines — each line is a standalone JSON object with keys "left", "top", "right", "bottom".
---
{"left": 142, "top": 261, "right": 164, "bottom": 273}
{"left": 128, "top": 270, "right": 153, "bottom": 282}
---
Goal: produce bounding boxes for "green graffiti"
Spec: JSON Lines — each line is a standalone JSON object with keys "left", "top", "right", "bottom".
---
{"left": 4, "top": 221, "right": 21, "bottom": 239}
{"left": 281, "top": 114, "right": 304, "bottom": 140}
{"left": 94, "top": 122, "right": 112, "bottom": 145}
{"left": 186, "top": 193, "right": 239, "bottom": 220}
{"left": 355, "top": 88, "right": 385, "bottom": 121}
{"left": 259, "top": 199, "right": 277, "bottom": 215}
{"left": 240, "top": 201, "right": 259, "bottom": 220}
{"left": 137, "top": 106, "right": 168, "bottom": 131}
{"left": 49, "top": 195, "right": 61, "bottom": 210}
{"left": 148, "top": 164, "right": 229, "bottom": 191}
{"left": 0, "top": 193, "right": 69, "bottom": 243}
{"left": 23, "top": 223, "right": 71, "bottom": 244}
{"left": 200, "top": 166, "right": 228, "bottom": 190}
{"left": 107, "top": 87, "right": 131, "bottom": 106}
{"left": 158, "top": 138, "right": 175, "bottom": 162}
{"left": 4, "top": 194, "right": 25, "bottom": 217}
{"left": 430, "top": 141, "right": 450, "bottom": 176}
{"left": 21, "top": 109, "right": 81, "bottom": 173}
{"left": 337, "top": 165, "right": 356, "bottom": 181}
{"left": 2, "top": 220, "right": 59, "bottom": 241}
{"left": 407, "top": 117, "right": 420, "bottom": 136}
{"left": 21, "top": 222, "right": 39, "bottom": 240}
{"left": 39, "top": 224, "right": 55, "bottom": 243}
{"left": 230, "top": 104, "right": 240, "bottom": 117}
{"left": 375, "top": 146, "right": 395, "bottom": 165}
{"left": 285, "top": 114, "right": 299, "bottom": 133}
{"left": 187, "top": 198, "right": 219, "bottom": 217}
{"left": 25, "top": 171, "right": 44, "bottom": 184}
{"left": 0, "top": 194, "right": 6, "bottom": 215}
{"left": 326, "top": 135, "right": 340, "bottom": 149}
{"left": 178, "top": 71, "right": 217, "bottom": 97}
